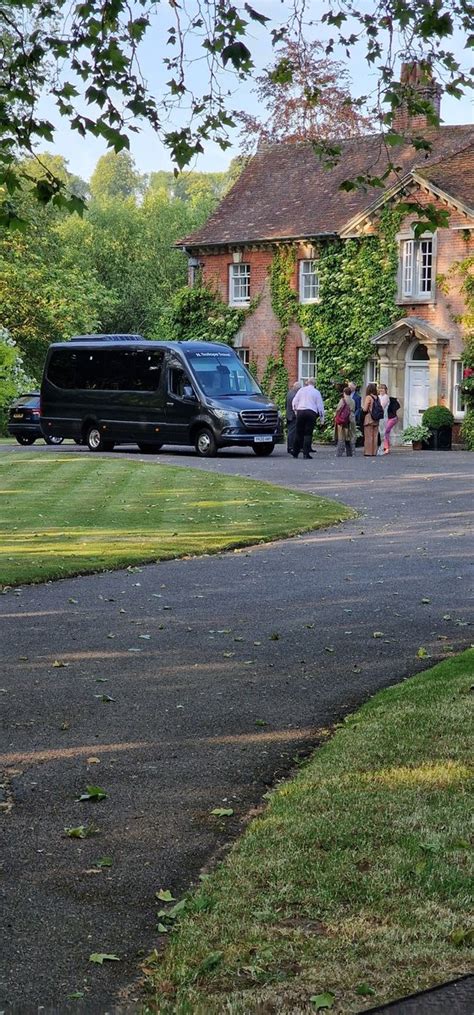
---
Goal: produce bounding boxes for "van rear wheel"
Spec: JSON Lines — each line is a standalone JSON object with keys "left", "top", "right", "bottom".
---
{"left": 253, "top": 443, "right": 275, "bottom": 456}
{"left": 195, "top": 428, "right": 217, "bottom": 458}
{"left": 86, "top": 426, "right": 114, "bottom": 452}
{"left": 16, "top": 434, "right": 36, "bottom": 445}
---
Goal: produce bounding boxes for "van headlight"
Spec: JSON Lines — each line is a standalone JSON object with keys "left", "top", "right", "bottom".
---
{"left": 213, "top": 409, "right": 240, "bottom": 423}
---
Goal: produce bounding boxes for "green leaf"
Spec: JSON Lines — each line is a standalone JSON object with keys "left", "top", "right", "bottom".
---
{"left": 211, "top": 807, "right": 234, "bottom": 817}
{"left": 356, "top": 983, "right": 376, "bottom": 996}
{"left": 416, "top": 647, "right": 429, "bottom": 658}
{"left": 156, "top": 889, "right": 175, "bottom": 902}
{"left": 64, "top": 824, "right": 99, "bottom": 839}
{"left": 450, "top": 927, "right": 474, "bottom": 947}
{"left": 255, "top": 719, "right": 268, "bottom": 727}
{"left": 89, "top": 953, "right": 120, "bottom": 964}
{"left": 77, "top": 785, "right": 107, "bottom": 802}
{"left": 95, "top": 856, "right": 113, "bottom": 868}
{"left": 67, "top": 992, "right": 85, "bottom": 999}
{"left": 310, "top": 993, "right": 335, "bottom": 1010}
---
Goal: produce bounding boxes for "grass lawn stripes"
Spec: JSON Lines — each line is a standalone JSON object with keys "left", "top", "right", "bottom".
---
{"left": 0, "top": 454, "right": 354, "bottom": 586}
{"left": 147, "top": 650, "right": 474, "bottom": 1014}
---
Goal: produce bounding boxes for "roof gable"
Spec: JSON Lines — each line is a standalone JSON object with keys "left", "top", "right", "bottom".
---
{"left": 182, "top": 126, "right": 474, "bottom": 248}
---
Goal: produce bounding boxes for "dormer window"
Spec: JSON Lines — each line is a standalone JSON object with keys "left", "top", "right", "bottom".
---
{"left": 400, "top": 238, "right": 433, "bottom": 300}
{"left": 299, "top": 260, "right": 320, "bottom": 303}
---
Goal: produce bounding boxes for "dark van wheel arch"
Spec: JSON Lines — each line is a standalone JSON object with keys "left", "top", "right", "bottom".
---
{"left": 85, "top": 425, "right": 114, "bottom": 452}
{"left": 253, "top": 443, "right": 275, "bottom": 456}
{"left": 195, "top": 427, "right": 218, "bottom": 458}
{"left": 16, "top": 434, "right": 36, "bottom": 446}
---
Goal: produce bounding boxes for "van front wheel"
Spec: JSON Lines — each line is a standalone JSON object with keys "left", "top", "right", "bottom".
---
{"left": 253, "top": 443, "right": 275, "bottom": 456}
{"left": 195, "top": 428, "right": 218, "bottom": 458}
{"left": 86, "top": 426, "right": 114, "bottom": 453}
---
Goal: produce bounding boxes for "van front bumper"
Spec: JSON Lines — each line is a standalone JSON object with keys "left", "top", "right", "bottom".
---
{"left": 218, "top": 429, "right": 283, "bottom": 447}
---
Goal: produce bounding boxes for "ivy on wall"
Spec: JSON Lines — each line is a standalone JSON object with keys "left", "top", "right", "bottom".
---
{"left": 454, "top": 253, "right": 474, "bottom": 450}
{"left": 264, "top": 208, "right": 401, "bottom": 432}
{"left": 161, "top": 284, "right": 247, "bottom": 345}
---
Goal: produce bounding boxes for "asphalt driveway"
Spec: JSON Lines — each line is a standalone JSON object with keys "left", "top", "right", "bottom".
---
{"left": 0, "top": 443, "right": 473, "bottom": 1011}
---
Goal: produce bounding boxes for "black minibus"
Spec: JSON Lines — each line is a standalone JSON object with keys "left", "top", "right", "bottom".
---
{"left": 40, "top": 335, "right": 283, "bottom": 457}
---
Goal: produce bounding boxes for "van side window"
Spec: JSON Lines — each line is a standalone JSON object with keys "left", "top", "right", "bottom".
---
{"left": 169, "top": 366, "right": 193, "bottom": 398}
{"left": 47, "top": 348, "right": 164, "bottom": 391}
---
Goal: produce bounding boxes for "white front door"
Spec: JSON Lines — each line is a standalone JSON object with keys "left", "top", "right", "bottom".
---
{"left": 406, "top": 365, "right": 430, "bottom": 426}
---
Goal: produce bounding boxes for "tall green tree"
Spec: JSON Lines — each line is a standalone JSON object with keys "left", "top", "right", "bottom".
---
{"left": 90, "top": 152, "right": 144, "bottom": 202}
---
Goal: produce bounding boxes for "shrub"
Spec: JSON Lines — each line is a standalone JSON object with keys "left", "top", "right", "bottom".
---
{"left": 401, "top": 423, "right": 431, "bottom": 444}
{"left": 460, "top": 408, "right": 474, "bottom": 450}
{"left": 0, "top": 328, "right": 37, "bottom": 434}
{"left": 422, "top": 405, "right": 454, "bottom": 429}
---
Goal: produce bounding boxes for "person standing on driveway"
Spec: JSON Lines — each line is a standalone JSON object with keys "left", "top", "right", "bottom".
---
{"left": 383, "top": 391, "right": 400, "bottom": 454}
{"left": 335, "top": 387, "right": 355, "bottom": 457}
{"left": 377, "top": 383, "right": 390, "bottom": 455}
{"left": 291, "top": 378, "right": 325, "bottom": 459}
{"left": 362, "top": 382, "right": 380, "bottom": 457}
{"left": 286, "top": 380, "right": 302, "bottom": 454}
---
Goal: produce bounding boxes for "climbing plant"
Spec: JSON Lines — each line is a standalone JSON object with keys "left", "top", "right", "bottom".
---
{"left": 160, "top": 284, "right": 247, "bottom": 345}
{"left": 263, "top": 208, "right": 401, "bottom": 435}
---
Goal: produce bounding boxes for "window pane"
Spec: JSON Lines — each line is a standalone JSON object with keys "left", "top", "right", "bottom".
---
{"left": 300, "top": 260, "right": 319, "bottom": 302}
{"left": 230, "top": 264, "right": 250, "bottom": 303}
{"left": 402, "top": 240, "right": 414, "bottom": 296}
{"left": 419, "top": 240, "right": 433, "bottom": 293}
{"left": 237, "top": 348, "right": 250, "bottom": 366}
{"left": 453, "top": 360, "right": 465, "bottom": 414}
{"left": 298, "top": 348, "right": 317, "bottom": 380}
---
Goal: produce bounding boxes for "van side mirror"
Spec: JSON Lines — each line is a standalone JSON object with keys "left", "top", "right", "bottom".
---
{"left": 183, "top": 385, "right": 197, "bottom": 400}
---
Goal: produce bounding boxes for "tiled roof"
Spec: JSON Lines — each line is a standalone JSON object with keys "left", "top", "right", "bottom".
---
{"left": 417, "top": 143, "right": 474, "bottom": 212}
{"left": 181, "top": 126, "right": 474, "bottom": 247}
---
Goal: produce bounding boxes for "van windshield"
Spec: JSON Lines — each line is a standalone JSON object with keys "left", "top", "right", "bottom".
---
{"left": 187, "top": 350, "right": 260, "bottom": 397}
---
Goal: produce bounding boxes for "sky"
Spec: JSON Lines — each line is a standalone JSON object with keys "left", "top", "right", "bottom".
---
{"left": 39, "top": 1, "right": 474, "bottom": 183}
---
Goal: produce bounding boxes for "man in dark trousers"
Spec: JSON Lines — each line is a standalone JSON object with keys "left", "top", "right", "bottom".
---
{"left": 292, "top": 379, "right": 325, "bottom": 459}
{"left": 286, "top": 380, "right": 302, "bottom": 454}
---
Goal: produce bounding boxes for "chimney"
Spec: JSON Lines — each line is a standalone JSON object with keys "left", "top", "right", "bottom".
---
{"left": 392, "top": 61, "right": 442, "bottom": 133}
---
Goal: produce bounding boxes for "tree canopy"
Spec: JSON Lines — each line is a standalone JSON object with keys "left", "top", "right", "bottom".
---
{"left": 1, "top": 2, "right": 472, "bottom": 226}
{"left": 238, "top": 39, "right": 373, "bottom": 150}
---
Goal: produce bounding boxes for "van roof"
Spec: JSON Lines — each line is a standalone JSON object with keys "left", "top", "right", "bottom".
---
{"left": 49, "top": 338, "right": 235, "bottom": 352}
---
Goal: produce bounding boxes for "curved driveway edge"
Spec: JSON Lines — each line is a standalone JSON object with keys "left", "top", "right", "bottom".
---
{"left": 0, "top": 445, "right": 472, "bottom": 1010}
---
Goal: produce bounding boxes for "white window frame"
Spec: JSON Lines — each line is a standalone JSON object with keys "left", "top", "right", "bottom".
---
{"left": 365, "top": 357, "right": 380, "bottom": 387}
{"left": 298, "top": 348, "right": 317, "bottom": 382}
{"left": 299, "top": 260, "right": 320, "bottom": 304}
{"left": 237, "top": 348, "right": 250, "bottom": 367}
{"left": 452, "top": 360, "right": 466, "bottom": 418}
{"left": 399, "top": 236, "right": 434, "bottom": 300}
{"left": 229, "top": 263, "right": 250, "bottom": 305}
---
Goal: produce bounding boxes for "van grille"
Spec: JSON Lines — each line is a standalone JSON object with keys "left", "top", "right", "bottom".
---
{"left": 240, "top": 409, "right": 279, "bottom": 431}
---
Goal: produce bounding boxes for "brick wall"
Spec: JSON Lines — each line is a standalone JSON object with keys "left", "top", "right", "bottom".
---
{"left": 396, "top": 190, "right": 474, "bottom": 357}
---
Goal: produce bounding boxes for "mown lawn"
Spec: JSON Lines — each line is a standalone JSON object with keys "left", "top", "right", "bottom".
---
{"left": 147, "top": 650, "right": 474, "bottom": 1014}
{"left": 0, "top": 453, "right": 354, "bottom": 585}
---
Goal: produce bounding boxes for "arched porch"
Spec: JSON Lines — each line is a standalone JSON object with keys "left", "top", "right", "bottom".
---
{"left": 371, "top": 317, "right": 450, "bottom": 428}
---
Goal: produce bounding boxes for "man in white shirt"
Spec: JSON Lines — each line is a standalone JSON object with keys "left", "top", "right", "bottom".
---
{"left": 291, "top": 379, "right": 325, "bottom": 459}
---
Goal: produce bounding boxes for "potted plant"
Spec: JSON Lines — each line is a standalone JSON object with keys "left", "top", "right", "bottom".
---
{"left": 401, "top": 423, "right": 431, "bottom": 450}
{"left": 422, "top": 405, "right": 455, "bottom": 450}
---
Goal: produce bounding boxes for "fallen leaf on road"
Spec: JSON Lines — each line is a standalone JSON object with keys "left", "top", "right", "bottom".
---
{"left": 52, "top": 660, "right": 69, "bottom": 668}
{"left": 416, "top": 647, "right": 429, "bottom": 658}
{"left": 211, "top": 808, "right": 234, "bottom": 817}
{"left": 89, "top": 953, "right": 120, "bottom": 965}
{"left": 372, "top": 632, "right": 384, "bottom": 639}
{"left": 77, "top": 786, "right": 107, "bottom": 802}
{"left": 156, "top": 889, "right": 175, "bottom": 902}
{"left": 64, "top": 824, "right": 99, "bottom": 838}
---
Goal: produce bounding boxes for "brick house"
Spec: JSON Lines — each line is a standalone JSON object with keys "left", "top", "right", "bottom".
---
{"left": 180, "top": 66, "right": 474, "bottom": 436}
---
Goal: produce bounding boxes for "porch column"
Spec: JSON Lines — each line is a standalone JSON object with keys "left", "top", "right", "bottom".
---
{"left": 377, "top": 342, "right": 391, "bottom": 387}
{"left": 428, "top": 346, "right": 443, "bottom": 406}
